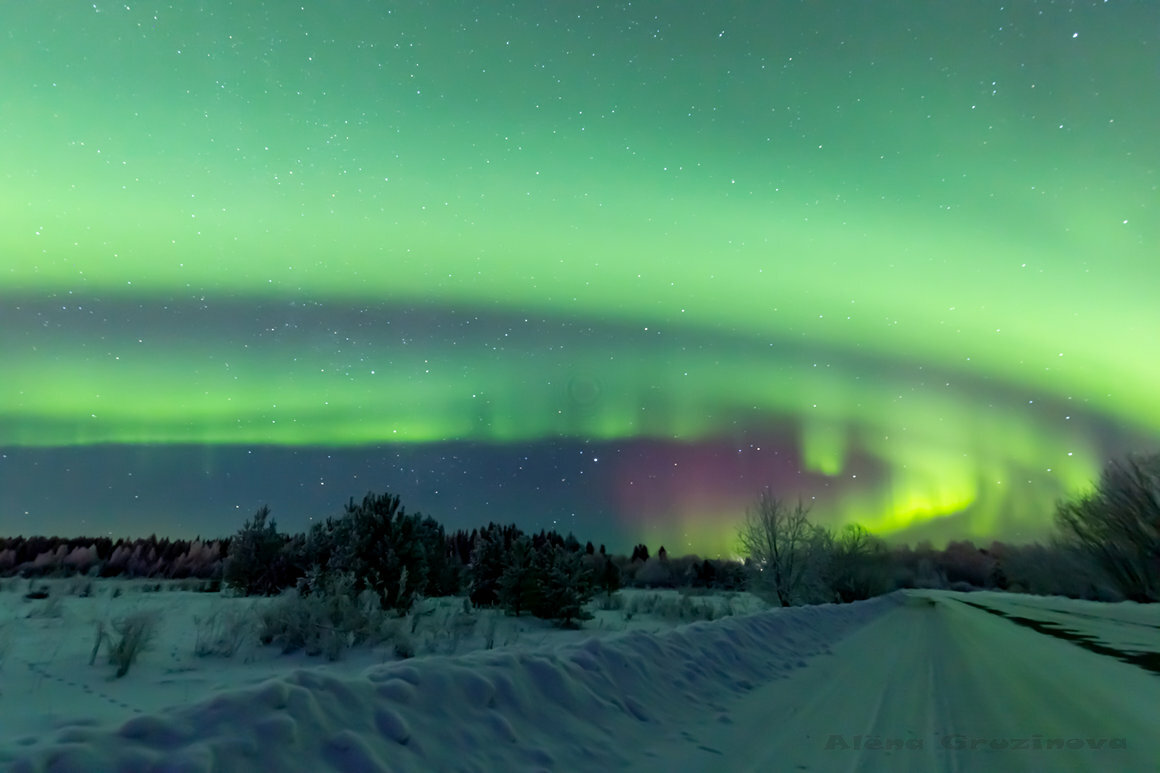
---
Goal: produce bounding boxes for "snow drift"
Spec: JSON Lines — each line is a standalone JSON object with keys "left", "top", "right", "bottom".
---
{"left": 3, "top": 594, "right": 902, "bottom": 772}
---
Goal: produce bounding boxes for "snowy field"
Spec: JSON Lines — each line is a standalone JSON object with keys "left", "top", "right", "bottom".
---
{"left": 1, "top": 580, "right": 1158, "bottom": 771}
{"left": 945, "top": 589, "right": 1160, "bottom": 662}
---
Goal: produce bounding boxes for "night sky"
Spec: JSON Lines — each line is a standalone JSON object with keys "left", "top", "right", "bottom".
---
{"left": 2, "top": 2, "right": 1157, "bottom": 556}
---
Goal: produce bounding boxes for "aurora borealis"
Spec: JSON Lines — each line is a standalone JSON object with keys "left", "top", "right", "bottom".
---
{"left": 2, "top": 2, "right": 1157, "bottom": 555}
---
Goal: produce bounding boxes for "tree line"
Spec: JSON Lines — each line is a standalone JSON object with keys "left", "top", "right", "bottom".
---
{"left": 2, "top": 450, "right": 1156, "bottom": 615}
{"left": 735, "top": 451, "right": 1159, "bottom": 606}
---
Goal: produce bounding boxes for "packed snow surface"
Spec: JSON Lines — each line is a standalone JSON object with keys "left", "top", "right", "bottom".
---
{"left": 2, "top": 582, "right": 1158, "bottom": 772}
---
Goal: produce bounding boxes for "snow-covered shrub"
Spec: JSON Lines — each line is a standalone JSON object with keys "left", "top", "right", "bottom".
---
{"left": 622, "top": 592, "right": 658, "bottom": 621}
{"left": 193, "top": 606, "right": 252, "bottom": 658}
{"left": 656, "top": 595, "right": 692, "bottom": 621}
{"left": 256, "top": 571, "right": 418, "bottom": 661}
{"left": 595, "top": 591, "right": 624, "bottom": 611}
{"left": 438, "top": 610, "right": 477, "bottom": 655}
{"left": 634, "top": 557, "right": 675, "bottom": 588}
{"left": 95, "top": 608, "right": 162, "bottom": 678}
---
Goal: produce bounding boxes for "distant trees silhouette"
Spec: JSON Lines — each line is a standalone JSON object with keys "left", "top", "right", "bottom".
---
{"left": 9, "top": 451, "right": 1158, "bottom": 612}
{"left": 0, "top": 534, "right": 225, "bottom": 582}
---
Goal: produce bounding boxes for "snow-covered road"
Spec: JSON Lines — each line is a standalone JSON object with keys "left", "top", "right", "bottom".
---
{"left": 633, "top": 592, "right": 1160, "bottom": 772}
{"left": 4, "top": 588, "right": 1157, "bottom": 771}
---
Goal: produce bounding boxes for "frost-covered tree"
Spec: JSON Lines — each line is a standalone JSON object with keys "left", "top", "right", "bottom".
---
{"left": 297, "top": 491, "right": 457, "bottom": 612}
{"left": 597, "top": 555, "right": 621, "bottom": 599}
{"left": 535, "top": 545, "right": 595, "bottom": 627}
{"left": 634, "top": 556, "right": 674, "bottom": 588}
{"left": 825, "top": 524, "right": 893, "bottom": 602}
{"left": 468, "top": 528, "right": 509, "bottom": 607}
{"left": 737, "top": 491, "right": 830, "bottom": 606}
{"left": 223, "top": 506, "right": 292, "bottom": 596}
{"left": 497, "top": 536, "right": 541, "bottom": 617}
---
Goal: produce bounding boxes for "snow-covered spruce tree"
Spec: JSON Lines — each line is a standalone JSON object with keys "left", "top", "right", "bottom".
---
{"left": 497, "top": 536, "right": 541, "bottom": 617}
{"left": 257, "top": 570, "right": 389, "bottom": 660}
{"left": 347, "top": 492, "right": 422, "bottom": 610}
{"left": 468, "top": 528, "right": 509, "bottom": 607}
{"left": 298, "top": 492, "right": 459, "bottom": 613}
{"left": 223, "top": 506, "right": 300, "bottom": 596}
{"left": 597, "top": 555, "right": 621, "bottom": 599}
{"left": 531, "top": 544, "right": 595, "bottom": 627}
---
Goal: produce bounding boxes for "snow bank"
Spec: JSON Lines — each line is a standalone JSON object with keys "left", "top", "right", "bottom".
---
{"left": 2, "top": 594, "right": 901, "bottom": 772}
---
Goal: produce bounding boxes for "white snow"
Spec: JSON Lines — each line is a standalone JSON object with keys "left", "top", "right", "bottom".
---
{"left": 2, "top": 580, "right": 1157, "bottom": 772}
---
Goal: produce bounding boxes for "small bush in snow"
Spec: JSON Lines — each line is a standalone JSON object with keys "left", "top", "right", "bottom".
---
{"left": 595, "top": 591, "right": 624, "bottom": 611}
{"left": 626, "top": 593, "right": 659, "bottom": 617}
{"left": 436, "top": 610, "right": 477, "bottom": 655}
{"left": 652, "top": 594, "right": 721, "bottom": 623}
{"left": 93, "top": 608, "right": 162, "bottom": 678}
{"left": 256, "top": 571, "right": 420, "bottom": 661}
{"left": 193, "top": 606, "right": 252, "bottom": 658}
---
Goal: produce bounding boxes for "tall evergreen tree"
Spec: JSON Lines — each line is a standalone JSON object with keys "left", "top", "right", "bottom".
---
{"left": 536, "top": 546, "right": 595, "bottom": 628}
{"left": 598, "top": 556, "right": 622, "bottom": 599}
{"left": 469, "top": 528, "right": 509, "bottom": 607}
{"left": 223, "top": 506, "right": 291, "bottom": 596}
{"left": 497, "top": 536, "right": 541, "bottom": 617}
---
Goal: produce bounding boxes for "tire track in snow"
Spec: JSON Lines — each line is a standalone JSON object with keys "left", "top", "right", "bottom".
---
{"left": 953, "top": 598, "right": 1160, "bottom": 676}
{"left": 630, "top": 592, "right": 1160, "bottom": 772}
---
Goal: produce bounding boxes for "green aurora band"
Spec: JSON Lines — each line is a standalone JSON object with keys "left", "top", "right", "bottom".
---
{"left": 1, "top": 2, "right": 1157, "bottom": 551}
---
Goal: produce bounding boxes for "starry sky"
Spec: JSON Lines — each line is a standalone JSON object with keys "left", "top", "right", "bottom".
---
{"left": 1, "top": 1, "right": 1157, "bottom": 555}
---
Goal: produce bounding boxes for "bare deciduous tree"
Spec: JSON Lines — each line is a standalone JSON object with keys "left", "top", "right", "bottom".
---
{"left": 826, "top": 524, "right": 893, "bottom": 602}
{"left": 1055, "top": 452, "right": 1160, "bottom": 602}
{"left": 738, "top": 491, "right": 829, "bottom": 606}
